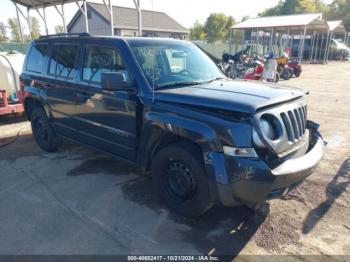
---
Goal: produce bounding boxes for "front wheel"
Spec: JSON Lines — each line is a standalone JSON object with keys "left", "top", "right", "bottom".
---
{"left": 151, "top": 143, "right": 213, "bottom": 218}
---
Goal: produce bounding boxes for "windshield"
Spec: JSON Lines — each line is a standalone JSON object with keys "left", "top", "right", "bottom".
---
{"left": 129, "top": 41, "right": 225, "bottom": 89}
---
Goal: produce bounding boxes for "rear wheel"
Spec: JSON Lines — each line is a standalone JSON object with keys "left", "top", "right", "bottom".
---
{"left": 31, "top": 107, "right": 62, "bottom": 152}
{"left": 293, "top": 69, "right": 301, "bottom": 77}
{"left": 151, "top": 143, "right": 213, "bottom": 218}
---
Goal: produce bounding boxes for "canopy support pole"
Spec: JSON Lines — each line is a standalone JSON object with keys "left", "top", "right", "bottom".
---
{"left": 314, "top": 33, "right": 319, "bottom": 62}
{"left": 326, "top": 31, "right": 333, "bottom": 63}
{"left": 319, "top": 33, "right": 324, "bottom": 62}
{"left": 133, "top": 0, "right": 142, "bottom": 36}
{"left": 54, "top": 2, "right": 67, "bottom": 33}
{"left": 34, "top": 7, "right": 48, "bottom": 35}
{"left": 242, "top": 30, "right": 245, "bottom": 51}
{"left": 76, "top": 0, "right": 89, "bottom": 33}
{"left": 102, "top": 0, "right": 114, "bottom": 36}
{"left": 229, "top": 29, "right": 232, "bottom": 53}
{"left": 27, "top": 7, "right": 32, "bottom": 40}
{"left": 323, "top": 30, "right": 330, "bottom": 64}
{"left": 269, "top": 28, "right": 274, "bottom": 51}
{"left": 299, "top": 25, "right": 307, "bottom": 61}
{"left": 13, "top": 2, "right": 24, "bottom": 42}
{"left": 256, "top": 28, "right": 259, "bottom": 54}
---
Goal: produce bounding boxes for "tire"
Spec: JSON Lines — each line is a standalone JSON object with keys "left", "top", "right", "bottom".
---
{"left": 275, "top": 72, "right": 280, "bottom": 83}
{"left": 151, "top": 143, "right": 213, "bottom": 218}
{"left": 294, "top": 69, "right": 301, "bottom": 77}
{"left": 282, "top": 69, "right": 293, "bottom": 80}
{"left": 31, "top": 107, "right": 62, "bottom": 152}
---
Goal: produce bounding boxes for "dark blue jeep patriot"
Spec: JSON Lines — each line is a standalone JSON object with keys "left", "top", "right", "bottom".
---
{"left": 21, "top": 34, "right": 325, "bottom": 217}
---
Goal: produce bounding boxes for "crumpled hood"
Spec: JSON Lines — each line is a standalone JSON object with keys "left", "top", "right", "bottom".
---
{"left": 154, "top": 79, "right": 306, "bottom": 114}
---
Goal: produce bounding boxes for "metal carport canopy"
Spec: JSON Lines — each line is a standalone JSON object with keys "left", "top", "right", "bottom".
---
{"left": 231, "top": 13, "right": 329, "bottom": 33}
{"left": 12, "top": 0, "right": 78, "bottom": 9}
{"left": 327, "top": 20, "right": 346, "bottom": 33}
{"left": 12, "top": 0, "right": 143, "bottom": 39}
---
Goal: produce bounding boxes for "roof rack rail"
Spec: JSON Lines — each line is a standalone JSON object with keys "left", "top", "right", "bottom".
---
{"left": 39, "top": 33, "right": 90, "bottom": 39}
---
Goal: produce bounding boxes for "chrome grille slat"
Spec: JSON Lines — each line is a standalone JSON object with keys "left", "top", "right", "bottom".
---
{"left": 288, "top": 111, "right": 299, "bottom": 141}
{"left": 280, "top": 105, "right": 307, "bottom": 142}
{"left": 298, "top": 107, "right": 305, "bottom": 133}
{"left": 281, "top": 112, "right": 294, "bottom": 141}
{"left": 294, "top": 109, "right": 303, "bottom": 137}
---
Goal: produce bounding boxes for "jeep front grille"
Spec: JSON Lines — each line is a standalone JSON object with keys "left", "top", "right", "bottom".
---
{"left": 280, "top": 105, "right": 307, "bottom": 142}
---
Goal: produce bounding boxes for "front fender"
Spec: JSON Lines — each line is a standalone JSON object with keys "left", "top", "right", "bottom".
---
{"left": 138, "top": 111, "right": 221, "bottom": 171}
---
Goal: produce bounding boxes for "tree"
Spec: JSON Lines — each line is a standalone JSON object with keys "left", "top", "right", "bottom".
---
{"left": 0, "top": 22, "right": 8, "bottom": 42}
{"left": 189, "top": 21, "right": 206, "bottom": 40}
{"left": 204, "top": 13, "right": 234, "bottom": 43}
{"left": 30, "top": 16, "right": 41, "bottom": 39}
{"left": 54, "top": 25, "right": 65, "bottom": 34}
{"left": 329, "top": 0, "right": 350, "bottom": 31}
{"left": 7, "top": 18, "right": 21, "bottom": 42}
{"left": 260, "top": 0, "right": 329, "bottom": 17}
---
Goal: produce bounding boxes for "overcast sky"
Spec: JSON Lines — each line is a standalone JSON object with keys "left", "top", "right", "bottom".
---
{"left": 0, "top": 0, "right": 332, "bottom": 35}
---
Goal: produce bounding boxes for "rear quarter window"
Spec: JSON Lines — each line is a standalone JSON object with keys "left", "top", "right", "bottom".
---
{"left": 26, "top": 44, "right": 48, "bottom": 73}
{"left": 49, "top": 44, "right": 79, "bottom": 79}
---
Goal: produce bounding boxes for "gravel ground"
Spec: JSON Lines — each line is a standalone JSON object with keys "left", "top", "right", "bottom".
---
{"left": 0, "top": 62, "right": 349, "bottom": 258}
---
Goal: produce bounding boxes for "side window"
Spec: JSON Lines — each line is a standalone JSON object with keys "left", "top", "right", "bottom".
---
{"left": 82, "top": 45, "right": 127, "bottom": 83}
{"left": 26, "top": 44, "right": 48, "bottom": 73}
{"left": 49, "top": 44, "right": 78, "bottom": 79}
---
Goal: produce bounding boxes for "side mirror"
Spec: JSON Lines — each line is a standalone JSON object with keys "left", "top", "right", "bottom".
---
{"left": 101, "top": 71, "right": 133, "bottom": 91}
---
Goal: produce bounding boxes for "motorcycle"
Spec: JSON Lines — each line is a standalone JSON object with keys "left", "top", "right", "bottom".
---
{"left": 243, "top": 52, "right": 279, "bottom": 83}
{"left": 222, "top": 46, "right": 251, "bottom": 79}
{"left": 276, "top": 53, "right": 293, "bottom": 80}
{"left": 287, "top": 57, "right": 302, "bottom": 77}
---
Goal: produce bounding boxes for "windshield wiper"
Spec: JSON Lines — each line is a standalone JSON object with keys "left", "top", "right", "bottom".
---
{"left": 205, "top": 77, "right": 227, "bottom": 84}
{"left": 156, "top": 81, "right": 202, "bottom": 89}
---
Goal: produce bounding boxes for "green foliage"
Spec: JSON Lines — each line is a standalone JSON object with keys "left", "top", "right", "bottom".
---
{"left": 328, "top": 0, "right": 350, "bottom": 31}
{"left": 54, "top": 25, "right": 65, "bottom": 34}
{"left": 260, "top": 0, "right": 350, "bottom": 31}
{"left": 8, "top": 18, "right": 21, "bottom": 42}
{"left": 189, "top": 21, "right": 206, "bottom": 40}
{"left": 204, "top": 13, "right": 235, "bottom": 43}
{"left": 260, "top": 0, "right": 329, "bottom": 16}
{"left": 30, "top": 17, "right": 41, "bottom": 39}
{"left": 0, "top": 22, "right": 7, "bottom": 42}
{"left": 189, "top": 14, "right": 236, "bottom": 42}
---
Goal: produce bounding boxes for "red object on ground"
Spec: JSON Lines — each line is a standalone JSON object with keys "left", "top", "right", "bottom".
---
{"left": 0, "top": 90, "right": 24, "bottom": 116}
{"left": 243, "top": 61, "right": 264, "bottom": 81}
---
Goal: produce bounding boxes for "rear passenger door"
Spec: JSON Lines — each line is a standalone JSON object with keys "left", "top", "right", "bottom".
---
{"left": 46, "top": 43, "right": 80, "bottom": 138}
{"left": 74, "top": 44, "right": 138, "bottom": 161}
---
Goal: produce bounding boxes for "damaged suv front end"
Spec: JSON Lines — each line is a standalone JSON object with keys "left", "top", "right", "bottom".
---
{"left": 212, "top": 97, "right": 325, "bottom": 206}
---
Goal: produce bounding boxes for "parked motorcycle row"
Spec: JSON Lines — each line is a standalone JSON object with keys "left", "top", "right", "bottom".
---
{"left": 221, "top": 47, "right": 302, "bottom": 83}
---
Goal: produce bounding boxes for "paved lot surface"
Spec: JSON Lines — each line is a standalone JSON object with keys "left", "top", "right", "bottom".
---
{"left": 0, "top": 62, "right": 349, "bottom": 257}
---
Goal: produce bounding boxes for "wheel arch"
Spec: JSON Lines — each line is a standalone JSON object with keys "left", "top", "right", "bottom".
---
{"left": 138, "top": 112, "right": 219, "bottom": 172}
{"left": 23, "top": 86, "right": 50, "bottom": 121}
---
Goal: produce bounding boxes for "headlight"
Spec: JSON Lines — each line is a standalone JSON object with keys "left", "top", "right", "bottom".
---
{"left": 252, "top": 128, "right": 265, "bottom": 148}
{"left": 223, "top": 146, "right": 258, "bottom": 158}
{"left": 260, "top": 118, "right": 277, "bottom": 140}
{"left": 252, "top": 114, "right": 281, "bottom": 148}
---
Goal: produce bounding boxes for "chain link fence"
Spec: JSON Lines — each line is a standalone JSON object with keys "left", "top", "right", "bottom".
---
{"left": 0, "top": 43, "right": 29, "bottom": 54}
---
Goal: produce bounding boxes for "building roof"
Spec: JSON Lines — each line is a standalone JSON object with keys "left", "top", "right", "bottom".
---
{"left": 68, "top": 2, "right": 188, "bottom": 34}
{"left": 327, "top": 20, "right": 346, "bottom": 33}
{"left": 232, "top": 13, "right": 329, "bottom": 33}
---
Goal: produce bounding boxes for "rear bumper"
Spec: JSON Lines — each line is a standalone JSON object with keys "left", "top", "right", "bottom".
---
{"left": 209, "top": 130, "right": 325, "bottom": 206}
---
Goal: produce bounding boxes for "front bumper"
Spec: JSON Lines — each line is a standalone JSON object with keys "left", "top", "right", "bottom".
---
{"left": 208, "top": 130, "right": 325, "bottom": 206}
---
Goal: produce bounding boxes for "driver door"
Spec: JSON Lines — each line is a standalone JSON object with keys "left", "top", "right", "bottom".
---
{"left": 74, "top": 44, "right": 138, "bottom": 161}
